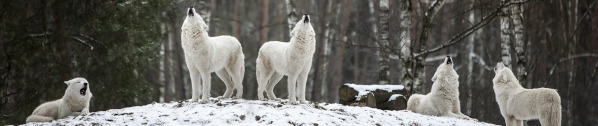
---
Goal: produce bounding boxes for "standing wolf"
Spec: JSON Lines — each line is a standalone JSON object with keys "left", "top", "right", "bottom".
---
{"left": 181, "top": 6, "right": 245, "bottom": 103}
{"left": 256, "top": 14, "right": 315, "bottom": 104}
{"left": 492, "top": 62, "right": 561, "bottom": 126}
{"left": 406, "top": 56, "right": 474, "bottom": 120}
{"left": 26, "top": 77, "right": 92, "bottom": 122}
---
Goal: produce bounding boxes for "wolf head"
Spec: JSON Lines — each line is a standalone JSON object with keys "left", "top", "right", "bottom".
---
{"left": 290, "top": 14, "right": 315, "bottom": 38}
{"left": 64, "top": 77, "right": 90, "bottom": 97}
{"left": 431, "top": 56, "right": 458, "bottom": 82}
{"left": 493, "top": 62, "right": 517, "bottom": 84}
{"left": 182, "top": 6, "right": 209, "bottom": 32}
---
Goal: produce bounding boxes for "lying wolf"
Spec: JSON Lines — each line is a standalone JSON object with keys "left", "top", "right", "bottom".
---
{"left": 26, "top": 77, "right": 92, "bottom": 122}
{"left": 407, "top": 56, "right": 474, "bottom": 120}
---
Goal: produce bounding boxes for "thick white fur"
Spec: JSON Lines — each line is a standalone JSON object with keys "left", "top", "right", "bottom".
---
{"left": 181, "top": 7, "right": 245, "bottom": 103}
{"left": 26, "top": 77, "right": 92, "bottom": 122}
{"left": 256, "top": 15, "right": 316, "bottom": 104}
{"left": 492, "top": 62, "right": 561, "bottom": 126}
{"left": 406, "top": 57, "right": 474, "bottom": 120}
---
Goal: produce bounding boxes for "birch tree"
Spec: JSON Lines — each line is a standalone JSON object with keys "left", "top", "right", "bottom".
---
{"left": 377, "top": 0, "right": 390, "bottom": 84}
{"left": 511, "top": 0, "right": 526, "bottom": 86}
{"left": 466, "top": 0, "right": 476, "bottom": 115}
{"left": 500, "top": 0, "right": 513, "bottom": 69}
{"left": 399, "top": 0, "right": 413, "bottom": 92}
{"left": 285, "top": 0, "right": 298, "bottom": 33}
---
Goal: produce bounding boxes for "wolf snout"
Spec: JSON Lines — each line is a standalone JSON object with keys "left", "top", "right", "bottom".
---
{"left": 446, "top": 56, "right": 452, "bottom": 64}
{"left": 84, "top": 83, "right": 88, "bottom": 87}
{"left": 303, "top": 14, "right": 309, "bottom": 23}
{"left": 188, "top": 6, "right": 194, "bottom": 16}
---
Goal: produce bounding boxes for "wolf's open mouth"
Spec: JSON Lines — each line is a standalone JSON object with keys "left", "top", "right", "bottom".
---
{"left": 80, "top": 87, "right": 87, "bottom": 95}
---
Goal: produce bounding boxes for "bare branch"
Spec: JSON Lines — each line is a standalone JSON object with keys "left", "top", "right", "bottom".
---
{"left": 29, "top": 31, "right": 50, "bottom": 37}
{"left": 70, "top": 36, "right": 94, "bottom": 50}
{"left": 414, "top": 0, "right": 529, "bottom": 58}
{"left": 417, "top": 0, "right": 446, "bottom": 57}
{"left": 470, "top": 53, "right": 494, "bottom": 71}
{"left": 77, "top": 34, "right": 108, "bottom": 48}
{"left": 549, "top": 53, "right": 598, "bottom": 75}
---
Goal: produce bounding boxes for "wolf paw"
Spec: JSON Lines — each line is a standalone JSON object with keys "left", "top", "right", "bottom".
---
{"left": 200, "top": 99, "right": 210, "bottom": 104}
{"left": 299, "top": 100, "right": 309, "bottom": 104}
{"left": 80, "top": 109, "right": 90, "bottom": 115}
{"left": 259, "top": 98, "right": 268, "bottom": 101}
{"left": 273, "top": 98, "right": 282, "bottom": 101}
{"left": 290, "top": 101, "right": 299, "bottom": 105}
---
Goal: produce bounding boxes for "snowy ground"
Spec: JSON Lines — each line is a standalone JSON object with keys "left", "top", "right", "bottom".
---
{"left": 25, "top": 99, "right": 497, "bottom": 126}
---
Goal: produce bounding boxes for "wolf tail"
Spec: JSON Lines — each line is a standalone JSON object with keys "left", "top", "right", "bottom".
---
{"left": 548, "top": 93, "right": 562, "bottom": 126}
{"left": 26, "top": 115, "right": 54, "bottom": 122}
{"left": 541, "top": 90, "right": 561, "bottom": 126}
{"left": 406, "top": 94, "right": 423, "bottom": 112}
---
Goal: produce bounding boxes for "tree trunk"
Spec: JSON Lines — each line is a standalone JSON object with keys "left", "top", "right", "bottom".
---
{"left": 377, "top": 0, "right": 390, "bottom": 85}
{"left": 285, "top": 0, "right": 298, "bottom": 35}
{"left": 206, "top": 0, "right": 216, "bottom": 35}
{"left": 511, "top": 0, "right": 526, "bottom": 86}
{"left": 171, "top": 19, "right": 186, "bottom": 101}
{"left": 399, "top": 0, "right": 413, "bottom": 92}
{"left": 414, "top": 0, "right": 446, "bottom": 94}
{"left": 466, "top": 0, "right": 476, "bottom": 115}
{"left": 500, "top": 0, "right": 513, "bottom": 69}
{"left": 312, "top": 0, "right": 334, "bottom": 102}
{"left": 260, "top": 0, "right": 269, "bottom": 45}
{"left": 162, "top": 21, "right": 172, "bottom": 102}
{"left": 232, "top": 0, "right": 240, "bottom": 38}
{"left": 560, "top": 0, "right": 575, "bottom": 125}
{"left": 330, "top": 0, "right": 351, "bottom": 103}
{"left": 51, "top": 0, "right": 70, "bottom": 82}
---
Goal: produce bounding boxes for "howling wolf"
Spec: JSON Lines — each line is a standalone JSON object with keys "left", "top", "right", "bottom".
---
{"left": 181, "top": 6, "right": 245, "bottom": 103}
{"left": 26, "top": 77, "right": 92, "bottom": 122}
{"left": 256, "top": 14, "right": 316, "bottom": 104}
{"left": 406, "top": 56, "right": 474, "bottom": 120}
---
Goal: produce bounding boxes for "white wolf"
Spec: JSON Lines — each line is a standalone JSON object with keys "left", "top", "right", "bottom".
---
{"left": 256, "top": 14, "right": 316, "bottom": 104}
{"left": 406, "top": 56, "right": 474, "bottom": 120}
{"left": 492, "top": 62, "right": 561, "bottom": 126}
{"left": 181, "top": 6, "right": 245, "bottom": 103}
{"left": 26, "top": 77, "right": 92, "bottom": 122}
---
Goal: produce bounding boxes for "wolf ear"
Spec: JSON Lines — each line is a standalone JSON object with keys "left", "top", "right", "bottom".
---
{"left": 202, "top": 23, "right": 209, "bottom": 32}
{"left": 64, "top": 81, "right": 71, "bottom": 85}
{"left": 290, "top": 29, "right": 296, "bottom": 37}
{"left": 501, "top": 73, "right": 509, "bottom": 83}
{"left": 431, "top": 73, "right": 437, "bottom": 82}
{"left": 496, "top": 71, "right": 508, "bottom": 83}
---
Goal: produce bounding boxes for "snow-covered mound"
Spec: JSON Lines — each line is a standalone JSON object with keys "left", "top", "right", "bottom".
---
{"left": 25, "top": 99, "right": 496, "bottom": 126}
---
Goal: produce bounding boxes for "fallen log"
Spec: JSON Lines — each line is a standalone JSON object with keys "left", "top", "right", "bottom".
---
{"left": 338, "top": 84, "right": 407, "bottom": 110}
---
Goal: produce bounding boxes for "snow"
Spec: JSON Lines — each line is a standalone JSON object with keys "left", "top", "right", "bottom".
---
{"left": 345, "top": 83, "right": 404, "bottom": 101}
{"left": 388, "top": 94, "right": 404, "bottom": 102}
{"left": 24, "top": 99, "right": 496, "bottom": 126}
